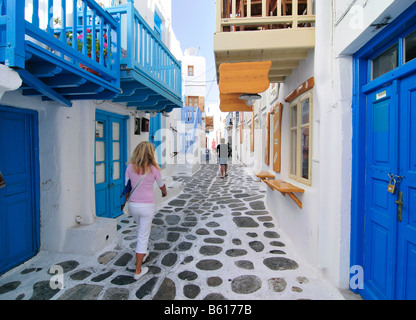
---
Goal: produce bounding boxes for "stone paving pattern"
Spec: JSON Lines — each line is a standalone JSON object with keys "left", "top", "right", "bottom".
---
{"left": 0, "top": 164, "right": 345, "bottom": 300}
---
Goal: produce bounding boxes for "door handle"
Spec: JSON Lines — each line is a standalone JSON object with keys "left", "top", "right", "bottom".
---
{"left": 0, "top": 171, "right": 5, "bottom": 189}
{"left": 395, "top": 191, "right": 403, "bottom": 222}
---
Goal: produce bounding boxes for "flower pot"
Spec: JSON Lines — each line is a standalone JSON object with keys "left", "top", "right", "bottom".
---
{"left": 79, "top": 54, "right": 99, "bottom": 76}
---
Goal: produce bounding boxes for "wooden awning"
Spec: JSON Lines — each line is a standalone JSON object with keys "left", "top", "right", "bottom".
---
{"left": 219, "top": 61, "right": 272, "bottom": 94}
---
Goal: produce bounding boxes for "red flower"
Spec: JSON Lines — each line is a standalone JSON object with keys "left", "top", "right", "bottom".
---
{"left": 87, "top": 28, "right": 91, "bottom": 33}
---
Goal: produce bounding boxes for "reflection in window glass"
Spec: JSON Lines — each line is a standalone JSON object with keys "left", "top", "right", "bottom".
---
{"left": 372, "top": 44, "right": 398, "bottom": 79}
{"left": 290, "top": 130, "right": 297, "bottom": 175}
{"left": 405, "top": 30, "right": 416, "bottom": 63}
{"left": 96, "top": 121, "right": 104, "bottom": 138}
{"left": 291, "top": 105, "right": 297, "bottom": 127}
{"left": 301, "top": 127, "right": 309, "bottom": 179}
{"left": 301, "top": 99, "right": 309, "bottom": 125}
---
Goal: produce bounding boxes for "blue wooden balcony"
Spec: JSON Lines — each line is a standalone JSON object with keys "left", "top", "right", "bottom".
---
{"left": 0, "top": 0, "right": 120, "bottom": 107}
{"left": 182, "top": 106, "right": 201, "bottom": 125}
{"left": 107, "top": 0, "right": 182, "bottom": 113}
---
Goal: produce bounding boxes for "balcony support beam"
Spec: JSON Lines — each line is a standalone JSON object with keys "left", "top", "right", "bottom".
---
{"left": 16, "top": 69, "right": 72, "bottom": 107}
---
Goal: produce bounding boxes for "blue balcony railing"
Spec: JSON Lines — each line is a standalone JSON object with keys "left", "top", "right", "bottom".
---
{"left": 182, "top": 106, "right": 202, "bottom": 125}
{"left": 0, "top": 0, "right": 120, "bottom": 106}
{"left": 107, "top": 0, "right": 182, "bottom": 109}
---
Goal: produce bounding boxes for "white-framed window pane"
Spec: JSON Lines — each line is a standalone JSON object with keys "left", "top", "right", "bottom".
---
{"left": 291, "top": 105, "right": 297, "bottom": 127}
{"left": 301, "top": 126, "right": 309, "bottom": 179}
{"left": 290, "top": 129, "right": 297, "bottom": 176}
{"left": 301, "top": 99, "right": 310, "bottom": 125}
{"left": 96, "top": 141, "right": 105, "bottom": 162}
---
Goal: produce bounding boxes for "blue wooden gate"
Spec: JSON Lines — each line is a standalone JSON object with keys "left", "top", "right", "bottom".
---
{"left": 0, "top": 105, "right": 39, "bottom": 275}
{"left": 95, "top": 110, "right": 127, "bottom": 218}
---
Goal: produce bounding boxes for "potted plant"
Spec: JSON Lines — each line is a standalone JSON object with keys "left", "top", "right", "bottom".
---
{"left": 68, "top": 28, "right": 108, "bottom": 75}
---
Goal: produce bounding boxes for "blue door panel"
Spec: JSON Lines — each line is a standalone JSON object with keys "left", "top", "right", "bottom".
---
{"left": 0, "top": 106, "right": 39, "bottom": 275}
{"left": 364, "top": 84, "right": 398, "bottom": 300}
{"left": 6, "top": 198, "right": 32, "bottom": 261}
{"left": 404, "top": 242, "right": 416, "bottom": 299}
{"left": 95, "top": 188, "right": 108, "bottom": 217}
{"left": 368, "top": 221, "right": 389, "bottom": 295}
{"left": 395, "top": 73, "right": 416, "bottom": 299}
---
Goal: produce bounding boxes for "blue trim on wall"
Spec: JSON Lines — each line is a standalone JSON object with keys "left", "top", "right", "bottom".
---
{"left": 350, "top": 2, "right": 416, "bottom": 296}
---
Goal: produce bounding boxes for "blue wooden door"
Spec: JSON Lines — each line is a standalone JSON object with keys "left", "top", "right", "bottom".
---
{"left": 95, "top": 111, "right": 126, "bottom": 218}
{"left": 364, "top": 74, "right": 416, "bottom": 299}
{"left": 364, "top": 83, "right": 398, "bottom": 300}
{"left": 396, "top": 73, "right": 416, "bottom": 299}
{"left": 149, "top": 113, "right": 162, "bottom": 165}
{"left": 0, "top": 106, "right": 39, "bottom": 275}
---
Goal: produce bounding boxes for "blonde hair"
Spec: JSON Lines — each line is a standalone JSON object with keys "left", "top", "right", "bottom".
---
{"left": 129, "top": 141, "right": 160, "bottom": 174}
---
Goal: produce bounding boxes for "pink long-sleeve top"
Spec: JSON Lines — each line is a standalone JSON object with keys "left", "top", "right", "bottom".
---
{"left": 125, "top": 164, "right": 165, "bottom": 203}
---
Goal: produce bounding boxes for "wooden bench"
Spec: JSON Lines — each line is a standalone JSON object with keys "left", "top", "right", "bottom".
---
{"left": 263, "top": 179, "right": 305, "bottom": 209}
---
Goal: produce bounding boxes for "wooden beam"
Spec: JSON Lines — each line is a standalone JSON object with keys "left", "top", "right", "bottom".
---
{"left": 284, "top": 76, "right": 314, "bottom": 102}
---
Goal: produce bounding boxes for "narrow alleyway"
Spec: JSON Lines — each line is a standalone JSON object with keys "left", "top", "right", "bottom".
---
{"left": 0, "top": 164, "right": 345, "bottom": 300}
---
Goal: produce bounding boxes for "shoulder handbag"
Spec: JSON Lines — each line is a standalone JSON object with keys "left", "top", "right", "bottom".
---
{"left": 123, "top": 169, "right": 149, "bottom": 216}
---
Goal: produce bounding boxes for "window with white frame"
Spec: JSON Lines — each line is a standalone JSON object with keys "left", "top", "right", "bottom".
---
{"left": 289, "top": 91, "right": 313, "bottom": 185}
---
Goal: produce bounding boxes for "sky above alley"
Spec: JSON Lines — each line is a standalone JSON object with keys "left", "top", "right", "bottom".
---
{"left": 171, "top": 0, "right": 220, "bottom": 107}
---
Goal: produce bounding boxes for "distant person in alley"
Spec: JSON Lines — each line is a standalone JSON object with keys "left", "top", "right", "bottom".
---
{"left": 217, "top": 138, "right": 229, "bottom": 178}
{"left": 124, "top": 141, "right": 167, "bottom": 280}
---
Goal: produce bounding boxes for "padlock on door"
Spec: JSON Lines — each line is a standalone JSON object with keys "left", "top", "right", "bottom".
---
{"left": 0, "top": 171, "right": 5, "bottom": 189}
{"left": 387, "top": 175, "right": 396, "bottom": 194}
{"left": 387, "top": 179, "right": 396, "bottom": 194}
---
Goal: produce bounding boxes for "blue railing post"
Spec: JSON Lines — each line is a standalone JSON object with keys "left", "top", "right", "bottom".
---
{"left": 126, "top": 0, "right": 134, "bottom": 69}
{"left": 5, "top": 0, "right": 25, "bottom": 67}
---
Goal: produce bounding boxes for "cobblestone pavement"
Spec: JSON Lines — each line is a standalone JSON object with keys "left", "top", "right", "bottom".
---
{"left": 0, "top": 164, "right": 346, "bottom": 300}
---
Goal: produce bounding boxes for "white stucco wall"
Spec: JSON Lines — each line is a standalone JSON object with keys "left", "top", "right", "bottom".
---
{"left": 183, "top": 53, "right": 206, "bottom": 99}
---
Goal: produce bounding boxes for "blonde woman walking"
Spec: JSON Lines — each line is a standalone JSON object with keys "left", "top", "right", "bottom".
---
{"left": 124, "top": 141, "right": 167, "bottom": 280}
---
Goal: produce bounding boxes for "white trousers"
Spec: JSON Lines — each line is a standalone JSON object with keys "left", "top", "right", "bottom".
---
{"left": 128, "top": 202, "right": 155, "bottom": 254}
